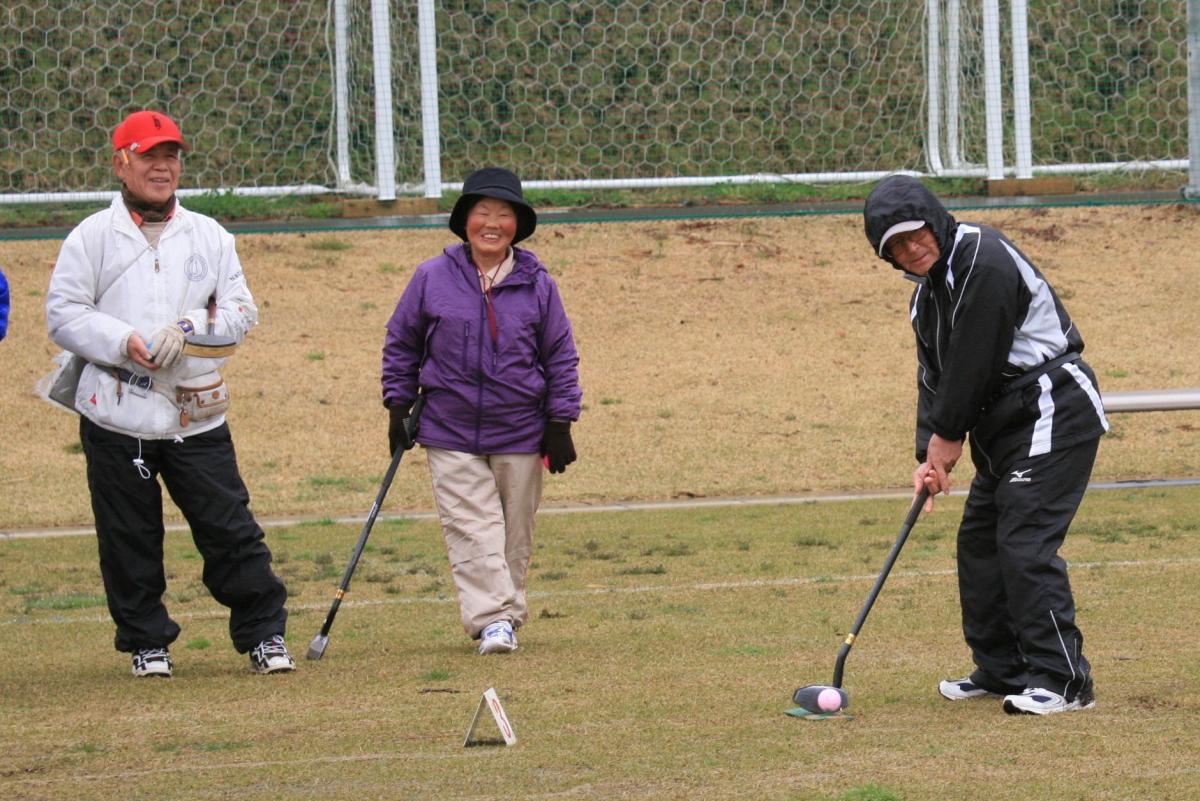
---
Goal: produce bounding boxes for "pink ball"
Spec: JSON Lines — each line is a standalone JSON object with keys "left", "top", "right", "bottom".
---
{"left": 817, "top": 688, "right": 843, "bottom": 712}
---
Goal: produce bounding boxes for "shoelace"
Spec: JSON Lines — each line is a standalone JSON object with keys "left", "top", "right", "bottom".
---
{"left": 482, "top": 624, "right": 511, "bottom": 641}
{"left": 137, "top": 647, "right": 169, "bottom": 661}
{"left": 254, "top": 636, "right": 289, "bottom": 658}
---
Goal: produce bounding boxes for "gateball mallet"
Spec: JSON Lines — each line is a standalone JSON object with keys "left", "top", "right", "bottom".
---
{"left": 183, "top": 295, "right": 238, "bottom": 358}
{"left": 306, "top": 394, "right": 426, "bottom": 660}
{"left": 792, "top": 486, "right": 930, "bottom": 714}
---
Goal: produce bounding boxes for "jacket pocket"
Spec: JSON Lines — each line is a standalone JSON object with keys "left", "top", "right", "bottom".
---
{"left": 499, "top": 309, "right": 540, "bottom": 364}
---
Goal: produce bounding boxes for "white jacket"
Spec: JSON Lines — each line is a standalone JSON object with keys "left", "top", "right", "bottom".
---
{"left": 46, "top": 197, "right": 258, "bottom": 439}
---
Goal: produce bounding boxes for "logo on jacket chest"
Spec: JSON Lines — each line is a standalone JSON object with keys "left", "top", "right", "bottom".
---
{"left": 184, "top": 254, "right": 209, "bottom": 282}
{"left": 1009, "top": 469, "right": 1033, "bottom": 483}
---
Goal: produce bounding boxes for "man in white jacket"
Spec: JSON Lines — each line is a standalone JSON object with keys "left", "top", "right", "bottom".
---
{"left": 45, "top": 110, "right": 293, "bottom": 678}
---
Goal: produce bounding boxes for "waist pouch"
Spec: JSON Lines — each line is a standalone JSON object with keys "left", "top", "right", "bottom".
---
{"left": 174, "top": 371, "right": 230, "bottom": 426}
{"left": 115, "top": 368, "right": 230, "bottom": 427}
{"left": 41, "top": 351, "right": 87, "bottom": 413}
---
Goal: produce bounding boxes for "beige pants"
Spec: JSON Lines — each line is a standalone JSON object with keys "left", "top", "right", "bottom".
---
{"left": 426, "top": 447, "right": 543, "bottom": 638}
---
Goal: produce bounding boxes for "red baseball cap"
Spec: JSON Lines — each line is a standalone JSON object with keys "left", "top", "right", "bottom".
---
{"left": 112, "top": 110, "right": 189, "bottom": 153}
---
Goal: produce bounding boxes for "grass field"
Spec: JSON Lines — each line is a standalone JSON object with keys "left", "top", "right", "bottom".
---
{"left": 1, "top": 200, "right": 1197, "bottom": 799}
{"left": 2, "top": 203, "right": 1199, "bottom": 531}
{"left": 1, "top": 486, "right": 1198, "bottom": 800}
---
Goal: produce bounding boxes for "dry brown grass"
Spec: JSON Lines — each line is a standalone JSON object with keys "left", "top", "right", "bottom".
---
{"left": 2, "top": 203, "right": 1199, "bottom": 529}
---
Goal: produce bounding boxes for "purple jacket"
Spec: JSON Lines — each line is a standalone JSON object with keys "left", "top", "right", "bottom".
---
{"left": 382, "top": 243, "right": 582, "bottom": 454}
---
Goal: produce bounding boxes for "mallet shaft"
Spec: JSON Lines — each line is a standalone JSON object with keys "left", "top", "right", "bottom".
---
{"left": 306, "top": 394, "right": 426, "bottom": 659}
{"left": 830, "top": 487, "right": 928, "bottom": 687}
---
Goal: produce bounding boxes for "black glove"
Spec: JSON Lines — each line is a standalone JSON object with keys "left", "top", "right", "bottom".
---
{"left": 388, "top": 403, "right": 415, "bottom": 454}
{"left": 541, "top": 420, "right": 576, "bottom": 474}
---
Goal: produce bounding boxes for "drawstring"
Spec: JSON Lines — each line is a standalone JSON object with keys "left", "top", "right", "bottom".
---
{"left": 482, "top": 286, "right": 499, "bottom": 345}
{"left": 478, "top": 262, "right": 501, "bottom": 346}
{"left": 132, "top": 438, "right": 151, "bottom": 479}
{"left": 130, "top": 433, "right": 183, "bottom": 479}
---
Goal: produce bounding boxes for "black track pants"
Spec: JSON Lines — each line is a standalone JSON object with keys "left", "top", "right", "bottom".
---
{"left": 956, "top": 436, "right": 1098, "bottom": 699}
{"left": 80, "top": 418, "right": 288, "bottom": 654}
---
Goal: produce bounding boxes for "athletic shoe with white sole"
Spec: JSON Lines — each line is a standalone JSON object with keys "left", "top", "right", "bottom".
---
{"left": 1003, "top": 684, "right": 1095, "bottom": 716}
{"left": 938, "top": 676, "right": 1002, "bottom": 700}
{"left": 132, "top": 647, "right": 173, "bottom": 678}
{"left": 478, "top": 621, "right": 517, "bottom": 655}
{"left": 249, "top": 635, "right": 296, "bottom": 674}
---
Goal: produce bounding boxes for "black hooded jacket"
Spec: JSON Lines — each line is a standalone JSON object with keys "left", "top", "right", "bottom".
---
{"left": 863, "top": 176, "right": 1108, "bottom": 475}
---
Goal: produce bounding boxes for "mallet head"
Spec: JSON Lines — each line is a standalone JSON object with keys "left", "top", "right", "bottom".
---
{"left": 184, "top": 333, "right": 238, "bottom": 358}
{"left": 306, "top": 634, "right": 329, "bottom": 661}
{"left": 793, "top": 684, "right": 849, "bottom": 714}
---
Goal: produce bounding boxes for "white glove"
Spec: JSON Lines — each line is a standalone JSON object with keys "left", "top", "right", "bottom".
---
{"left": 148, "top": 322, "right": 189, "bottom": 369}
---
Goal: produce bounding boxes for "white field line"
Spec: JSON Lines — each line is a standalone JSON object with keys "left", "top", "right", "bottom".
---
{"left": 4, "top": 555, "right": 1198, "bottom": 629}
{"left": 2, "top": 478, "right": 1197, "bottom": 541}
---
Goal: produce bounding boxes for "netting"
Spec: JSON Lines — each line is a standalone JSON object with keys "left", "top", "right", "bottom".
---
{"left": 1, "top": 1, "right": 336, "bottom": 198}
{"left": 1027, "top": 1, "right": 1189, "bottom": 165}
{"left": 932, "top": 0, "right": 1190, "bottom": 171}
{"left": 0, "top": 0, "right": 1194, "bottom": 202}
{"left": 427, "top": 1, "right": 929, "bottom": 182}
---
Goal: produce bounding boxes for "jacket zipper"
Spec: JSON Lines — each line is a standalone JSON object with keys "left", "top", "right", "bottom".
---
{"left": 462, "top": 322, "right": 470, "bottom": 372}
{"left": 150, "top": 248, "right": 163, "bottom": 430}
{"left": 930, "top": 290, "right": 944, "bottom": 370}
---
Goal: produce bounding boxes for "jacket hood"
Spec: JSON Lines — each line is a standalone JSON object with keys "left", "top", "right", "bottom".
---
{"left": 863, "top": 175, "right": 957, "bottom": 272}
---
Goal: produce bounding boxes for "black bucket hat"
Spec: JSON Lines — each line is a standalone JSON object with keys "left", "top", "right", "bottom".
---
{"left": 448, "top": 167, "right": 538, "bottom": 244}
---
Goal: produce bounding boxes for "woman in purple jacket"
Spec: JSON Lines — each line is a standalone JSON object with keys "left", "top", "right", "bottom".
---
{"left": 382, "top": 167, "right": 582, "bottom": 655}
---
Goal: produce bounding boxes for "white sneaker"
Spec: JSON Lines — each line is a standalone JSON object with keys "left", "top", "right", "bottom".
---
{"left": 132, "top": 647, "right": 173, "bottom": 678}
{"left": 478, "top": 621, "right": 517, "bottom": 655}
{"left": 249, "top": 635, "right": 296, "bottom": 674}
{"left": 1003, "top": 685, "right": 1095, "bottom": 715}
{"left": 938, "top": 676, "right": 1002, "bottom": 701}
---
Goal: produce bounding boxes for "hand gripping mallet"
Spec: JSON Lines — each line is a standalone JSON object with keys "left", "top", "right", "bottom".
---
{"left": 306, "top": 394, "right": 426, "bottom": 660}
{"left": 792, "top": 486, "right": 930, "bottom": 714}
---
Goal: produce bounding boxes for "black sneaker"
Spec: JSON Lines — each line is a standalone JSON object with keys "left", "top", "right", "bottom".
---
{"left": 249, "top": 635, "right": 296, "bottom": 674}
{"left": 132, "top": 647, "right": 173, "bottom": 678}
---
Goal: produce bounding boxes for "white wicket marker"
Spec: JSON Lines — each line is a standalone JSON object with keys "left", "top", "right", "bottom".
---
{"left": 463, "top": 687, "right": 517, "bottom": 747}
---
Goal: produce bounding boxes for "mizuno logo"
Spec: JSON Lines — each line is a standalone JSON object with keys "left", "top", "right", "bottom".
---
{"left": 1010, "top": 469, "right": 1032, "bottom": 483}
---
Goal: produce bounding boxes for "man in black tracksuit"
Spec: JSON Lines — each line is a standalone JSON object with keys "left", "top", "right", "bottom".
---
{"left": 863, "top": 176, "right": 1109, "bottom": 715}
